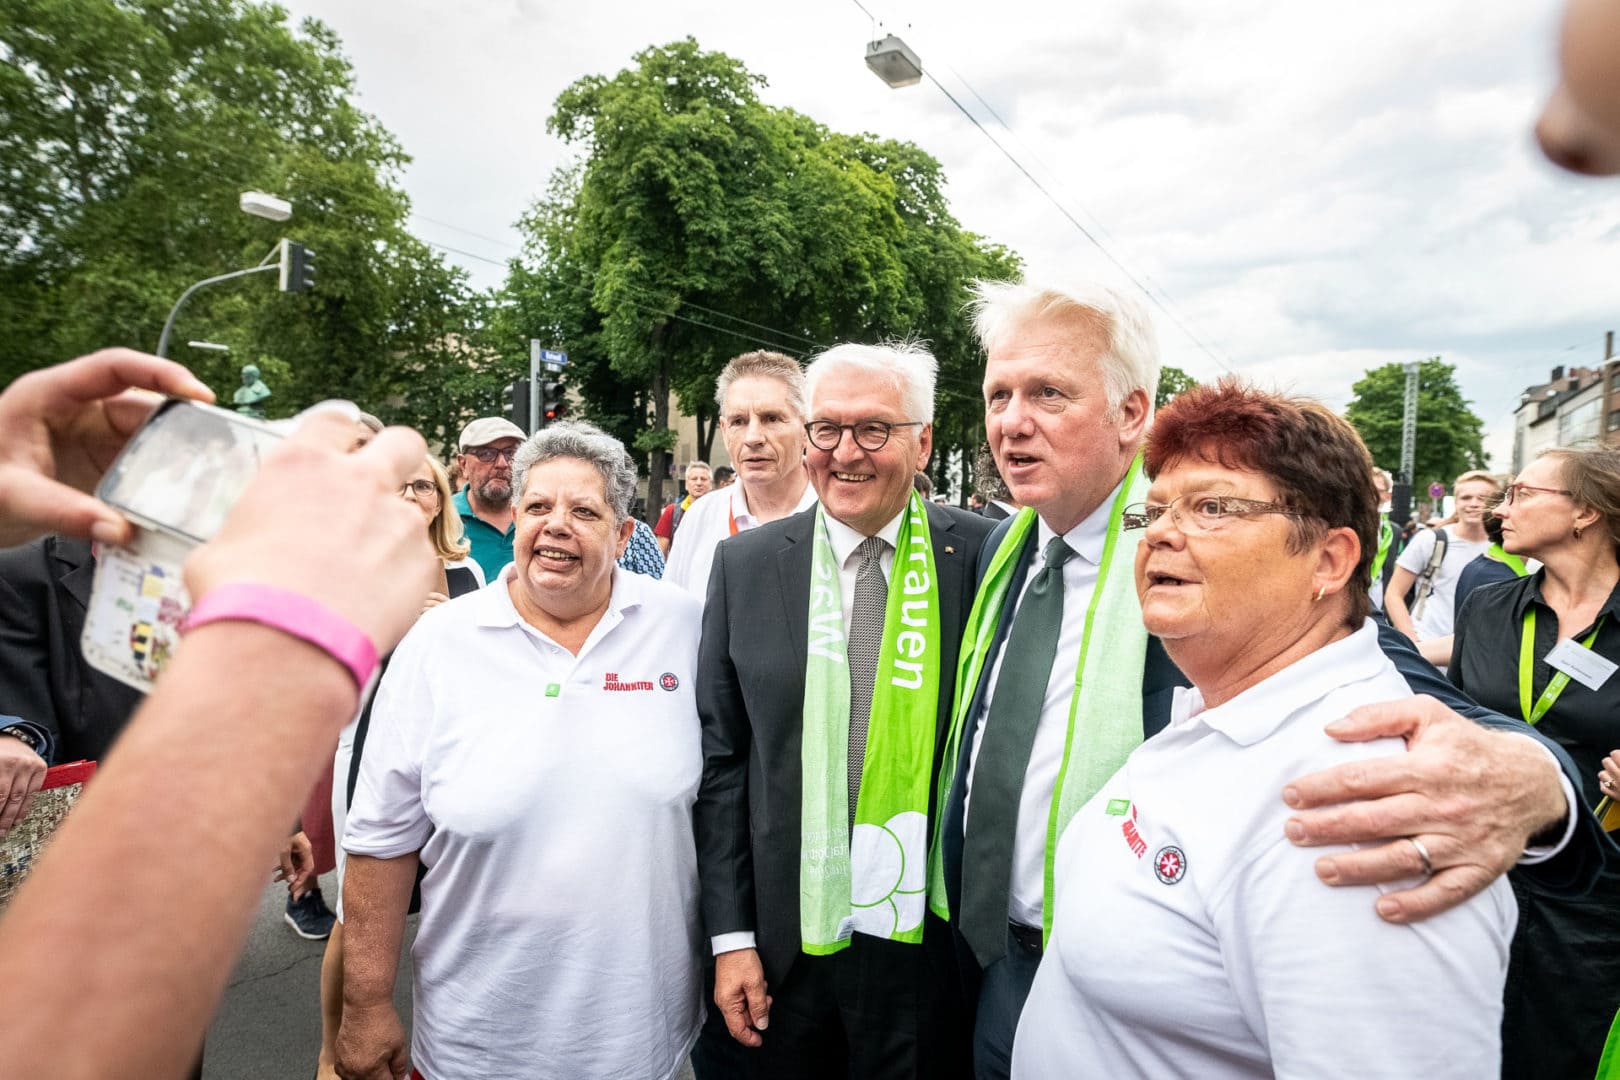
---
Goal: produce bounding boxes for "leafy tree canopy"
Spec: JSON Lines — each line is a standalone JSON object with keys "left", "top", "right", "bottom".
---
{"left": 502, "top": 39, "right": 1020, "bottom": 514}
{"left": 1155, "top": 364, "right": 1197, "bottom": 409}
{"left": 1344, "top": 357, "right": 1488, "bottom": 490}
{"left": 0, "top": 0, "right": 492, "bottom": 443}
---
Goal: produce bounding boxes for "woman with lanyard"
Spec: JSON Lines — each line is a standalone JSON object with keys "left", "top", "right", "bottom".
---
{"left": 1450, "top": 446, "right": 1620, "bottom": 1080}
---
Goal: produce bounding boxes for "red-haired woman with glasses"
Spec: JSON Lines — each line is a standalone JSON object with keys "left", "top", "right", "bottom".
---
{"left": 1450, "top": 447, "right": 1620, "bottom": 1080}
{"left": 1013, "top": 380, "right": 1514, "bottom": 1079}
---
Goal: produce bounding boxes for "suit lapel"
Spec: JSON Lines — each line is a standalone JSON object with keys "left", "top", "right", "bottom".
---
{"left": 775, "top": 508, "right": 815, "bottom": 662}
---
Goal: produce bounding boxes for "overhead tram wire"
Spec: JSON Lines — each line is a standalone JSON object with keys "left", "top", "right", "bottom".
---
{"left": 419, "top": 237, "right": 820, "bottom": 358}
{"left": 918, "top": 69, "right": 1234, "bottom": 376}
{"left": 848, "top": 0, "right": 1234, "bottom": 373}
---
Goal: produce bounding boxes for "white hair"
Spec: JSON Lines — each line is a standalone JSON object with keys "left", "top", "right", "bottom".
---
{"left": 968, "top": 278, "right": 1160, "bottom": 417}
{"left": 803, "top": 341, "right": 937, "bottom": 423}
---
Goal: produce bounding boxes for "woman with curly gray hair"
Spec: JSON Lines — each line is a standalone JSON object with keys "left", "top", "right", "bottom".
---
{"left": 337, "top": 422, "right": 706, "bottom": 1080}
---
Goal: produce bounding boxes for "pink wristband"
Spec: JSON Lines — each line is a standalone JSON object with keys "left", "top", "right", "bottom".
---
{"left": 183, "top": 583, "right": 380, "bottom": 691}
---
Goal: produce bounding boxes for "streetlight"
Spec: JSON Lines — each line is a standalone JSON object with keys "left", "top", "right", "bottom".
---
{"left": 186, "top": 341, "right": 230, "bottom": 353}
{"left": 865, "top": 34, "right": 923, "bottom": 89}
{"left": 239, "top": 191, "right": 292, "bottom": 222}
{"left": 155, "top": 193, "right": 297, "bottom": 357}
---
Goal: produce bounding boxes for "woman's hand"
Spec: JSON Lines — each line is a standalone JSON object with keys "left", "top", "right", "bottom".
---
{"left": 421, "top": 592, "right": 449, "bottom": 615}
{"left": 1599, "top": 751, "right": 1620, "bottom": 800}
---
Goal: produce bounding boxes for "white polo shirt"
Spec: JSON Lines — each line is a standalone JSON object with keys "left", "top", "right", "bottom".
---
{"left": 344, "top": 566, "right": 705, "bottom": 1080}
{"left": 1012, "top": 621, "right": 1515, "bottom": 1079}
{"left": 665, "top": 480, "right": 818, "bottom": 595}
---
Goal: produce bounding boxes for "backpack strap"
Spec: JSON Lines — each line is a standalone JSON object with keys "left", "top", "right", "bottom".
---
{"left": 1412, "top": 527, "right": 1449, "bottom": 614}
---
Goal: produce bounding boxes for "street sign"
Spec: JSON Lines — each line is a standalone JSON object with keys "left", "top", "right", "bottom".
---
{"left": 1428, "top": 482, "right": 1445, "bottom": 499}
{"left": 540, "top": 349, "right": 568, "bottom": 366}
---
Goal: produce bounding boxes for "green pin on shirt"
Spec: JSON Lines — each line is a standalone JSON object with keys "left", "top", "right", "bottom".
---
{"left": 545, "top": 683, "right": 561, "bottom": 698}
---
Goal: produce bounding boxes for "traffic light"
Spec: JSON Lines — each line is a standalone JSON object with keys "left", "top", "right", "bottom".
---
{"left": 541, "top": 379, "right": 566, "bottom": 426}
{"left": 278, "top": 239, "right": 316, "bottom": 293}
{"left": 505, "top": 378, "right": 532, "bottom": 434}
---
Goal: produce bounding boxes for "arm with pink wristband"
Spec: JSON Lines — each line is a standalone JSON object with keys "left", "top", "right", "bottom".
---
{"left": 184, "top": 582, "right": 381, "bottom": 691}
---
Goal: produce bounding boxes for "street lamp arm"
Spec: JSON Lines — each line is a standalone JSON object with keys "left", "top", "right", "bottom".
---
{"left": 155, "top": 263, "right": 280, "bottom": 359}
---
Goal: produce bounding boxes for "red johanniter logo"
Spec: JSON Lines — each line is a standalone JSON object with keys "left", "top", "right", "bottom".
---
{"left": 659, "top": 672, "right": 679, "bottom": 691}
{"left": 602, "top": 672, "right": 654, "bottom": 692}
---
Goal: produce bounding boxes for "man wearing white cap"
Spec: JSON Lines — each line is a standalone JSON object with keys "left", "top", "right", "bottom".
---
{"left": 453, "top": 417, "right": 525, "bottom": 581}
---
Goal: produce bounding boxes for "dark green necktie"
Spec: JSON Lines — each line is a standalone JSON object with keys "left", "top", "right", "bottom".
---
{"left": 960, "top": 536, "right": 1073, "bottom": 967}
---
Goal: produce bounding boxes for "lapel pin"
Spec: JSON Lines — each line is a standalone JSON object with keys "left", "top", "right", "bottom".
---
{"left": 945, "top": 546, "right": 956, "bottom": 554}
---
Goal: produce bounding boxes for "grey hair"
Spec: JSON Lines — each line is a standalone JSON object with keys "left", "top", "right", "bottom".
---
{"left": 968, "top": 278, "right": 1160, "bottom": 418}
{"left": 1373, "top": 467, "right": 1393, "bottom": 489}
{"left": 684, "top": 461, "right": 712, "bottom": 474}
{"left": 803, "top": 341, "right": 937, "bottom": 423}
{"left": 510, "top": 420, "right": 639, "bottom": 524}
{"left": 714, "top": 350, "right": 808, "bottom": 420}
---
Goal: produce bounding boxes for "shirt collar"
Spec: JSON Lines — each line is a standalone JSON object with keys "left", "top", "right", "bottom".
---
{"left": 823, "top": 506, "right": 906, "bottom": 568}
{"left": 475, "top": 563, "right": 646, "bottom": 629}
{"left": 1170, "top": 620, "right": 1390, "bottom": 746}
{"left": 1513, "top": 569, "right": 1620, "bottom": 621}
{"left": 1035, "top": 475, "right": 1126, "bottom": 566}
{"left": 732, "top": 478, "right": 818, "bottom": 528}
{"left": 452, "top": 487, "right": 474, "bottom": 518}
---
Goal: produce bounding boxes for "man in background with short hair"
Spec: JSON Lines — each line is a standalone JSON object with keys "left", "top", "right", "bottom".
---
{"left": 452, "top": 417, "right": 524, "bottom": 581}
{"left": 666, "top": 351, "right": 818, "bottom": 594}
{"left": 654, "top": 461, "right": 713, "bottom": 556}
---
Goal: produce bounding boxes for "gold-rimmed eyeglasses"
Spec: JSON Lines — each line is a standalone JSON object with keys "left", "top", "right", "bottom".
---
{"left": 1123, "top": 493, "right": 1300, "bottom": 533}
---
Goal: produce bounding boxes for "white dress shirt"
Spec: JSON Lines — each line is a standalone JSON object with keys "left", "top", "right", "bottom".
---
{"left": 665, "top": 480, "right": 818, "bottom": 595}
{"left": 964, "top": 481, "right": 1120, "bottom": 928}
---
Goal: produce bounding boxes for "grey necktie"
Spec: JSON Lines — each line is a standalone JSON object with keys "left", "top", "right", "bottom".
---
{"left": 960, "top": 535, "right": 1074, "bottom": 967}
{"left": 847, "top": 535, "right": 888, "bottom": 825}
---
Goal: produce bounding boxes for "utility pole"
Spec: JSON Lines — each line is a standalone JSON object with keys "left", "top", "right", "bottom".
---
{"left": 1399, "top": 361, "right": 1419, "bottom": 486}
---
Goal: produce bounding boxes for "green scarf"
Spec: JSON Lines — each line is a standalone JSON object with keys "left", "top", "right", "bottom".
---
{"left": 1487, "top": 542, "right": 1528, "bottom": 577}
{"left": 1370, "top": 514, "right": 1394, "bottom": 584}
{"left": 800, "top": 490, "right": 941, "bottom": 953}
{"left": 928, "top": 462, "right": 1150, "bottom": 941}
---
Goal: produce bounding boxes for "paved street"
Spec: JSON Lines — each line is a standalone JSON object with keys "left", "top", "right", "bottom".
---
{"left": 205, "top": 871, "right": 414, "bottom": 1078}
{"left": 205, "top": 872, "right": 696, "bottom": 1079}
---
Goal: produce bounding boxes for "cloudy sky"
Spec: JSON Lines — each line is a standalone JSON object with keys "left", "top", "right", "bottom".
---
{"left": 279, "top": 0, "right": 1619, "bottom": 466}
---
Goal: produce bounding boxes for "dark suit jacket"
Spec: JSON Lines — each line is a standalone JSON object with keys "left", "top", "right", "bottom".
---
{"left": 0, "top": 536, "right": 145, "bottom": 763}
{"left": 694, "top": 502, "right": 994, "bottom": 987}
{"left": 939, "top": 515, "right": 1605, "bottom": 972}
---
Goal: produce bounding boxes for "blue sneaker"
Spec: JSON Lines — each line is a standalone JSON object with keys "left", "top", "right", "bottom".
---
{"left": 284, "top": 887, "right": 336, "bottom": 940}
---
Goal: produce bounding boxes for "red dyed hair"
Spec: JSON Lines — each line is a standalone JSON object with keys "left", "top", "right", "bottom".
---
{"left": 1145, "top": 378, "right": 1378, "bottom": 624}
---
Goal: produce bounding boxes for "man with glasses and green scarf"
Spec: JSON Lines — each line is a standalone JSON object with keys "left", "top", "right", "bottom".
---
{"left": 694, "top": 342, "right": 992, "bottom": 1078}
{"left": 933, "top": 277, "right": 1605, "bottom": 1080}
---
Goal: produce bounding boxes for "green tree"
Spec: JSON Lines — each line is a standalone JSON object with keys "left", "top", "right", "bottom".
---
{"left": 1155, "top": 364, "right": 1197, "bottom": 409}
{"left": 0, "top": 0, "right": 490, "bottom": 443}
{"left": 1344, "top": 357, "right": 1488, "bottom": 491}
{"left": 504, "top": 39, "right": 1019, "bottom": 518}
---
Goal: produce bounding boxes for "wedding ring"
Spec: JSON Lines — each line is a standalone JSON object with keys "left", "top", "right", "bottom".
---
{"left": 1407, "top": 836, "right": 1434, "bottom": 878}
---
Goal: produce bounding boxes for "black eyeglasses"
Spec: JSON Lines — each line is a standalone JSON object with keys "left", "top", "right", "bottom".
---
{"left": 804, "top": 419, "right": 924, "bottom": 452}
{"left": 1123, "top": 493, "right": 1301, "bottom": 533}
{"left": 465, "top": 446, "right": 516, "bottom": 464}
{"left": 400, "top": 479, "right": 440, "bottom": 500}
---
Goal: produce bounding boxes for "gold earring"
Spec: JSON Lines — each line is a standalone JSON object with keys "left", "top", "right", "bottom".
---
{"left": 1314, "top": 586, "right": 1326, "bottom": 602}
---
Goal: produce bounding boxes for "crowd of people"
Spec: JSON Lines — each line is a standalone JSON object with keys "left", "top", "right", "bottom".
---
{"left": 0, "top": 5, "right": 1618, "bottom": 1079}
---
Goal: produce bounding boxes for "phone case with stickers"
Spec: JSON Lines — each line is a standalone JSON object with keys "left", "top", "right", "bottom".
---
{"left": 80, "top": 532, "right": 193, "bottom": 693}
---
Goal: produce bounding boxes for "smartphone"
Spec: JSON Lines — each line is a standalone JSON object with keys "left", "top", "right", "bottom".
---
{"left": 82, "top": 399, "right": 289, "bottom": 691}
{"left": 95, "top": 398, "right": 286, "bottom": 543}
